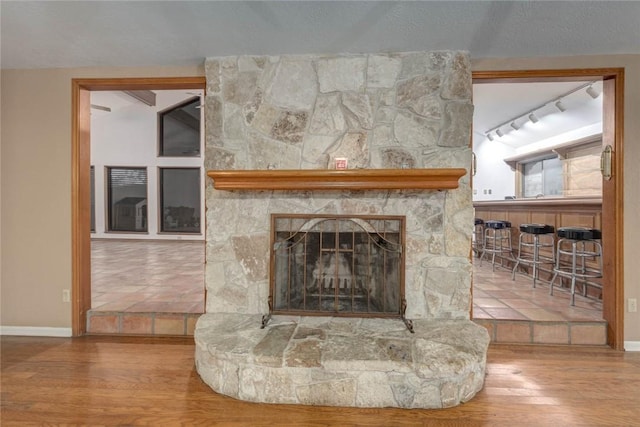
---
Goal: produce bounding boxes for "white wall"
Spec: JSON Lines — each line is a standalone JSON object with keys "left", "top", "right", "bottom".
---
{"left": 90, "top": 90, "right": 204, "bottom": 240}
{"left": 472, "top": 137, "right": 516, "bottom": 201}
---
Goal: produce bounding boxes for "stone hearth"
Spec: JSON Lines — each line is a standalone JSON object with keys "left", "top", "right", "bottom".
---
{"left": 195, "top": 49, "right": 489, "bottom": 408}
{"left": 196, "top": 314, "right": 489, "bottom": 408}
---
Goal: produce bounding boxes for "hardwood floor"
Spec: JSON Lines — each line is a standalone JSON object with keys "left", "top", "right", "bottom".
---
{"left": 2, "top": 336, "right": 639, "bottom": 426}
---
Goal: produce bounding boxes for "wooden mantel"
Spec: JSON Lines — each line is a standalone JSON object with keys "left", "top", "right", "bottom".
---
{"left": 207, "top": 168, "right": 467, "bottom": 191}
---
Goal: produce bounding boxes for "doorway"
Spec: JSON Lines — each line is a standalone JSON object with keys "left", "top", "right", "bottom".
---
{"left": 72, "top": 77, "right": 206, "bottom": 336}
{"left": 471, "top": 69, "right": 624, "bottom": 349}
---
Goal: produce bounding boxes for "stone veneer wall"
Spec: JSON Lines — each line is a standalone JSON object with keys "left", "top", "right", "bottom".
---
{"left": 204, "top": 51, "right": 473, "bottom": 320}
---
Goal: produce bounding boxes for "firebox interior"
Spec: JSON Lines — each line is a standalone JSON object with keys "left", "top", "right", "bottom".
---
{"left": 271, "top": 214, "right": 405, "bottom": 318}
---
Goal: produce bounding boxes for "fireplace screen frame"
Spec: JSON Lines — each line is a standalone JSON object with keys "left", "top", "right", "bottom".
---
{"left": 269, "top": 213, "right": 406, "bottom": 320}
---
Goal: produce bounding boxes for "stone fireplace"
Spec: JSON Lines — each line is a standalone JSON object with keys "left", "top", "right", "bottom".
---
{"left": 195, "top": 50, "right": 489, "bottom": 408}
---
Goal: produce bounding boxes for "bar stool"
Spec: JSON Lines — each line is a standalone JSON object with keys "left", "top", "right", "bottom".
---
{"left": 511, "top": 224, "right": 555, "bottom": 288}
{"left": 480, "top": 220, "right": 513, "bottom": 271}
{"left": 473, "top": 218, "right": 484, "bottom": 257}
{"left": 550, "top": 227, "right": 603, "bottom": 306}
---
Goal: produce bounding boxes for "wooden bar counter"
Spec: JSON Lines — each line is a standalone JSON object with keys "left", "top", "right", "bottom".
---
{"left": 474, "top": 197, "right": 602, "bottom": 233}
{"left": 474, "top": 197, "right": 603, "bottom": 296}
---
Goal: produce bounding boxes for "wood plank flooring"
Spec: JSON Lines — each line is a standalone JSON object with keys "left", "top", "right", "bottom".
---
{"left": 2, "top": 336, "right": 639, "bottom": 426}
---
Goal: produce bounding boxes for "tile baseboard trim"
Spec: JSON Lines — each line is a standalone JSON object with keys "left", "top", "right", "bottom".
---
{"left": 1, "top": 326, "right": 73, "bottom": 337}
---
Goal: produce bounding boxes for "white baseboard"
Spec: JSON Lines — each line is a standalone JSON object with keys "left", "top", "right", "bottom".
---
{"left": 0, "top": 326, "right": 72, "bottom": 337}
{"left": 624, "top": 341, "right": 640, "bottom": 352}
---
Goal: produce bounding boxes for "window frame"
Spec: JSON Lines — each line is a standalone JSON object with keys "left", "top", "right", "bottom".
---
{"left": 106, "top": 166, "right": 149, "bottom": 233}
{"left": 519, "top": 155, "right": 564, "bottom": 198}
{"left": 158, "top": 167, "right": 202, "bottom": 234}
{"left": 157, "top": 96, "right": 202, "bottom": 158}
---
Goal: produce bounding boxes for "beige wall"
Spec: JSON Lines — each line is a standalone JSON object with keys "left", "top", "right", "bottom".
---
{"left": 1, "top": 65, "right": 203, "bottom": 328}
{"left": 1, "top": 55, "right": 638, "bottom": 343}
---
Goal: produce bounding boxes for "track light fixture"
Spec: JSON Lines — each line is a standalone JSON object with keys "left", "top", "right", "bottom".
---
{"left": 586, "top": 85, "right": 600, "bottom": 99}
{"left": 483, "top": 81, "right": 599, "bottom": 140}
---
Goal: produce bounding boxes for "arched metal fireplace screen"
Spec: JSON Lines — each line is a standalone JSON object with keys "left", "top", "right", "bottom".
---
{"left": 270, "top": 214, "right": 405, "bottom": 317}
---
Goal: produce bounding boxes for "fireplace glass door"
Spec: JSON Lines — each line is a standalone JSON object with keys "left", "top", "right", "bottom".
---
{"left": 271, "top": 214, "right": 405, "bottom": 317}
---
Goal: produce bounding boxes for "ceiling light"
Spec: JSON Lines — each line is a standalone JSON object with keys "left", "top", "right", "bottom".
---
{"left": 486, "top": 133, "right": 494, "bottom": 141}
{"left": 555, "top": 100, "right": 567, "bottom": 112}
{"left": 510, "top": 121, "right": 520, "bottom": 131}
{"left": 528, "top": 112, "right": 539, "bottom": 123}
{"left": 496, "top": 129, "right": 504, "bottom": 137}
{"left": 586, "top": 85, "right": 600, "bottom": 99}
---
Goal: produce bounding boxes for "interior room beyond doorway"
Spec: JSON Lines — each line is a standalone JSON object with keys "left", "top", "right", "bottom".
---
{"left": 471, "top": 79, "right": 606, "bottom": 344}
{"left": 87, "top": 88, "right": 205, "bottom": 335}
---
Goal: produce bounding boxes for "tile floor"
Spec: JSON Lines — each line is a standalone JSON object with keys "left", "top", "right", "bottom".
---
{"left": 473, "top": 261, "right": 603, "bottom": 322}
{"left": 88, "top": 240, "right": 605, "bottom": 343}
{"left": 472, "top": 258, "right": 606, "bottom": 346}
{"left": 91, "top": 239, "right": 205, "bottom": 313}
{"left": 88, "top": 239, "right": 204, "bottom": 336}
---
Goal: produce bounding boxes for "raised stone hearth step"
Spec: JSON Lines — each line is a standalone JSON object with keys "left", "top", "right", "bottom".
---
{"left": 195, "top": 313, "right": 490, "bottom": 409}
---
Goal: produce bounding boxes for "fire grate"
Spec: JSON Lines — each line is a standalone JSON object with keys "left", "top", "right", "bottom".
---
{"left": 267, "top": 214, "right": 411, "bottom": 330}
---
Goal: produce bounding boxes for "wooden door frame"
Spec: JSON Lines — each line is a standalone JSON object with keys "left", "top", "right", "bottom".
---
{"left": 71, "top": 77, "right": 206, "bottom": 336}
{"left": 472, "top": 68, "right": 624, "bottom": 350}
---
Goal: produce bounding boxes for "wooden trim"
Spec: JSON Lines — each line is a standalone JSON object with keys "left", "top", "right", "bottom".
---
{"left": 207, "top": 168, "right": 466, "bottom": 191}
{"left": 71, "top": 81, "right": 91, "bottom": 336}
{"left": 474, "top": 198, "right": 601, "bottom": 209}
{"left": 472, "top": 68, "right": 624, "bottom": 350}
{"left": 71, "top": 76, "right": 206, "bottom": 336}
{"left": 71, "top": 77, "right": 205, "bottom": 91}
{"left": 473, "top": 68, "right": 624, "bottom": 83}
{"left": 602, "top": 71, "right": 625, "bottom": 350}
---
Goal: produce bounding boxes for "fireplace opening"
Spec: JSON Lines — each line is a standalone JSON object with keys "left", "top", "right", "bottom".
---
{"left": 269, "top": 214, "right": 408, "bottom": 326}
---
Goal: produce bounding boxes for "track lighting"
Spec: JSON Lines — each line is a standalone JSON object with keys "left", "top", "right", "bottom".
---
{"left": 586, "top": 85, "right": 600, "bottom": 99}
{"left": 483, "top": 81, "right": 598, "bottom": 140}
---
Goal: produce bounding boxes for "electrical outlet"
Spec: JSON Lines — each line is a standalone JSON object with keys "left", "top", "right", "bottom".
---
{"left": 629, "top": 298, "right": 637, "bottom": 313}
{"left": 62, "top": 289, "right": 71, "bottom": 303}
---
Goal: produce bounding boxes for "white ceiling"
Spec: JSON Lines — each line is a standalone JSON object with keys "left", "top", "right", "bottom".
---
{"left": 2, "top": 1, "right": 639, "bottom": 70}
{"left": 473, "top": 80, "right": 603, "bottom": 149}
{"left": 3, "top": 1, "right": 624, "bottom": 150}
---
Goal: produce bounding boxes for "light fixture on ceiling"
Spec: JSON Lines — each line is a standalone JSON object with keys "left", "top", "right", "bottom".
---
{"left": 586, "top": 85, "right": 600, "bottom": 99}
{"left": 486, "top": 132, "right": 494, "bottom": 141}
{"left": 483, "top": 81, "right": 598, "bottom": 141}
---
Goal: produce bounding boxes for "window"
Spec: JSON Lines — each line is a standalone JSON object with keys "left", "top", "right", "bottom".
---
{"left": 107, "top": 167, "right": 148, "bottom": 232}
{"left": 522, "top": 157, "right": 563, "bottom": 198}
{"left": 158, "top": 97, "right": 201, "bottom": 157}
{"left": 517, "top": 140, "right": 602, "bottom": 199}
{"left": 160, "top": 168, "right": 201, "bottom": 233}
